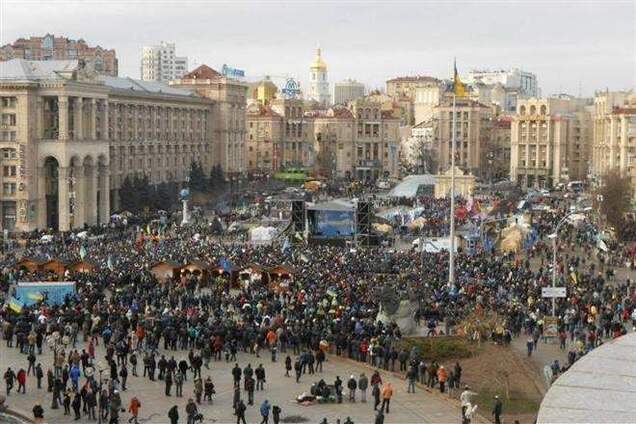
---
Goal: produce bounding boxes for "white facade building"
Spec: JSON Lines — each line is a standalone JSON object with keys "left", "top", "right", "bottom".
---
{"left": 333, "top": 79, "right": 365, "bottom": 105}
{"left": 464, "top": 69, "right": 539, "bottom": 112}
{"left": 141, "top": 41, "right": 188, "bottom": 83}
{"left": 308, "top": 48, "right": 330, "bottom": 106}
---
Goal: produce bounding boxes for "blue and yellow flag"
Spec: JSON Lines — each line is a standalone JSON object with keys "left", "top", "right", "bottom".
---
{"left": 453, "top": 59, "right": 466, "bottom": 97}
{"left": 8, "top": 296, "right": 24, "bottom": 313}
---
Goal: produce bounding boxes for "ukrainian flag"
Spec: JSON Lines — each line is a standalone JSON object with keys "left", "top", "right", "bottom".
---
{"left": 453, "top": 59, "right": 466, "bottom": 97}
{"left": 8, "top": 296, "right": 24, "bottom": 313}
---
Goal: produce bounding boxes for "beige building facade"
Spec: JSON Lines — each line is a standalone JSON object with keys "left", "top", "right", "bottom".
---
{"left": 0, "top": 59, "right": 216, "bottom": 232}
{"left": 510, "top": 96, "right": 592, "bottom": 188}
{"left": 433, "top": 97, "right": 493, "bottom": 178}
{"left": 591, "top": 91, "right": 636, "bottom": 189}
{"left": 170, "top": 65, "right": 247, "bottom": 176}
{"left": 0, "top": 34, "right": 118, "bottom": 76}
{"left": 245, "top": 97, "right": 401, "bottom": 180}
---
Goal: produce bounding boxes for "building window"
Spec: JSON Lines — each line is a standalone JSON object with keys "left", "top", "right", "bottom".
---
{"left": 1, "top": 97, "right": 17, "bottom": 108}
{"left": 3, "top": 166, "right": 16, "bottom": 177}
{"left": 1, "top": 113, "right": 16, "bottom": 126}
{"left": 2, "top": 148, "right": 17, "bottom": 159}
{"left": 2, "top": 182, "right": 16, "bottom": 195}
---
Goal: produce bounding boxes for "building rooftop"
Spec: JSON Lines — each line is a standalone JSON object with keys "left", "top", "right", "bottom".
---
{"left": 536, "top": 332, "right": 636, "bottom": 424}
{"left": 181, "top": 64, "right": 222, "bottom": 80}
{"left": 100, "top": 75, "right": 195, "bottom": 97}
{"left": 0, "top": 58, "right": 78, "bottom": 80}
{"left": 0, "top": 59, "right": 196, "bottom": 97}
{"left": 387, "top": 75, "right": 439, "bottom": 83}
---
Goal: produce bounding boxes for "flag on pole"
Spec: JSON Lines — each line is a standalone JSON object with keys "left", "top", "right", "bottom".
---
{"left": 282, "top": 237, "right": 291, "bottom": 254}
{"left": 453, "top": 59, "right": 466, "bottom": 97}
{"left": 8, "top": 296, "right": 24, "bottom": 313}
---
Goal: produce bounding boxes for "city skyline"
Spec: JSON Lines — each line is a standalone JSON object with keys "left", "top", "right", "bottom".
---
{"left": 2, "top": 0, "right": 634, "bottom": 96}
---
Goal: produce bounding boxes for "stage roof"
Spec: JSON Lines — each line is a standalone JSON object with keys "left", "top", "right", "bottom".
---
{"left": 307, "top": 199, "right": 355, "bottom": 212}
{"left": 388, "top": 175, "right": 436, "bottom": 198}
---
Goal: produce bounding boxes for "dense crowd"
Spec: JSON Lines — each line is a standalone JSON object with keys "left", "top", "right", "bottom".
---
{"left": 0, "top": 191, "right": 635, "bottom": 423}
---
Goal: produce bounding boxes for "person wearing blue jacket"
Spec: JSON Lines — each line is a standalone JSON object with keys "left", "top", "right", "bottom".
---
{"left": 260, "top": 399, "right": 271, "bottom": 424}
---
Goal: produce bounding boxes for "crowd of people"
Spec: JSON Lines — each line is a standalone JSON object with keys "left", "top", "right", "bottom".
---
{"left": 0, "top": 188, "right": 634, "bottom": 423}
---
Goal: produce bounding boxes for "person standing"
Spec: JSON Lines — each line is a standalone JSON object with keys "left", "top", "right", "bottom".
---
{"left": 63, "top": 388, "right": 72, "bottom": 415}
{"left": 165, "top": 370, "right": 173, "bottom": 396}
{"left": 245, "top": 375, "right": 255, "bottom": 405}
{"left": 4, "top": 367, "right": 15, "bottom": 396}
{"left": 347, "top": 375, "right": 357, "bottom": 402}
{"left": 185, "top": 398, "right": 198, "bottom": 424}
{"left": 358, "top": 372, "right": 368, "bottom": 403}
{"left": 235, "top": 400, "right": 247, "bottom": 424}
{"left": 381, "top": 382, "right": 392, "bottom": 414}
{"left": 260, "top": 399, "right": 271, "bottom": 424}
{"left": 284, "top": 356, "right": 292, "bottom": 377}
{"left": 35, "top": 364, "right": 43, "bottom": 389}
{"left": 120, "top": 364, "right": 128, "bottom": 391}
{"left": 204, "top": 376, "right": 215, "bottom": 403}
{"left": 72, "top": 390, "right": 82, "bottom": 420}
{"left": 492, "top": 395, "right": 503, "bottom": 424}
{"left": 437, "top": 365, "right": 448, "bottom": 393}
{"left": 17, "top": 368, "right": 26, "bottom": 394}
{"left": 272, "top": 405, "right": 282, "bottom": 424}
{"left": 168, "top": 405, "right": 179, "bottom": 424}
{"left": 128, "top": 396, "right": 141, "bottom": 424}
{"left": 255, "top": 364, "right": 266, "bottom": 391}
{"left": 175, "top": 371, "right": 184, "bottom": 397}
{"left": 372, "top": 382, "right": 381, "bottom": 411}
{"left": 374, "top": 409, "right": 385, "bottom": 424}
{"left": 407, "top": 366, "right": 417, "bottom": 393}
{"left": 460, "top": 385, "right": 478, "bottom": 421}
{"left": 194, "top": 377, "right": 203, "bottom": 404}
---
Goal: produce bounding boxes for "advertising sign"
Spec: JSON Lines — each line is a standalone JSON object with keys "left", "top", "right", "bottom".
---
{"left": 281, "top": 78, "right": 301, "bottom": 98}
{"left": 542, "top": 287, "right": 567, "bottom": 298}
{"left": 543, "top": 316, "right": 559, "bottom": 338}
{"left": 221, "top": 64, "right": 245, "bottom": 78}
{"left": 16, "top": 281, "right": 76, "bottom": 306}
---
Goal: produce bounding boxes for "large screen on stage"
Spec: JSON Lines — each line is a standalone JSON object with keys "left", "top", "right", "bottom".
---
{"left": 16, "top": 282, "right": 76, "bottom": 306}
{"left": 313, "top": 210, "right": 355, "bottom": 237}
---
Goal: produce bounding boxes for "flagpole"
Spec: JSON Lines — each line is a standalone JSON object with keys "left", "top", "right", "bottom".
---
{"left": 449, "top": 93, "right": 456, "bottom": 288}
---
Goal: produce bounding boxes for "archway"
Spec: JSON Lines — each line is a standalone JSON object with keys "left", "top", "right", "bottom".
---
{"left": 43, "top": 156, "right": 59, "bottom": 230}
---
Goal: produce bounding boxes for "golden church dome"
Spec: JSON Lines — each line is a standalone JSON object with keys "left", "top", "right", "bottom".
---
{"left": 310, "top": 48, "right": 327, "bottom": 70}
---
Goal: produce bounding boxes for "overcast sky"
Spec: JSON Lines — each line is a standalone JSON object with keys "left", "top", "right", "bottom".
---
{"left": 2, "top": 0, "right": 634, "bottom": 96}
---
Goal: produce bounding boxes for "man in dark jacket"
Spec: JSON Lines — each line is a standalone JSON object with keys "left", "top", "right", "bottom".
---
{"left": 232, "top": 363, "right": 242, "bottom": 387}
{"left": 492, "top": 395, "right": 503, "bottom": 424}
{"left": 255, "top": 364, "right": 266, "bottom": 391}
{"left": 347, "top": 375, "right": 357, "bottom": 402}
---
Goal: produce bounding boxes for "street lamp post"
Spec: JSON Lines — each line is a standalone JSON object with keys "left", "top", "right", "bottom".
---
{"left": 550, "top": 207, "right": 592, "bottom": 316}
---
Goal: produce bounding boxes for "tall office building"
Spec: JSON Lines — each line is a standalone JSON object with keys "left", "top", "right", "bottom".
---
{"left": 333, "top": 79, "right": 365, "bottom": 105}
{"left": 140, "top": 41, "right": 188, "bottom": 83}
{"left": 464, "top": 68, "right": 539, "bottom": 112}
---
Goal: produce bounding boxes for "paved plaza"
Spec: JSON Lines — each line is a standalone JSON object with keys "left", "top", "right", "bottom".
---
{"left": 1, "top": 342, "right": 471, "bottom": 424}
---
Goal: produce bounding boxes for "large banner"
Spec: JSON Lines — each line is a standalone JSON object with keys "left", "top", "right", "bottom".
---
{"left": 15, "top": 282, "right": 76, "bottom": 306}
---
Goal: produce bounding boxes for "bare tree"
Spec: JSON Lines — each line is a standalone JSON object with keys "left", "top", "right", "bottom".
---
{"left": 600, "top": 170, "right": 632, "bottom": 236}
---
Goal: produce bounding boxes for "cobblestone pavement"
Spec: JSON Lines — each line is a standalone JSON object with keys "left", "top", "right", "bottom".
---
{"left": 0, "top": 342, "right": 474, "bottom": 424}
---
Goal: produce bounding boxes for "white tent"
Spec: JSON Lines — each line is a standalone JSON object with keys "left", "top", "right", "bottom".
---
{"left": 249, "top": 226, "right": 277, "bottom": 245}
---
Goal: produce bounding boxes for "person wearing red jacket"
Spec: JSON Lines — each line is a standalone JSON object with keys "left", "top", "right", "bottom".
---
{"left": 17, "top": 368, "right": 26, "bottom": 394}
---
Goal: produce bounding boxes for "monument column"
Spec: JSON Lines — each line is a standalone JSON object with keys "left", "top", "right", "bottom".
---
{"left": 58, "top": 96, "right": 69, "bottom": 141}
{"left": 57, "top": 166, "right": 70, "bottom": 231}
{"left": 74, "top": 97, "right": 83, "bottom": 140}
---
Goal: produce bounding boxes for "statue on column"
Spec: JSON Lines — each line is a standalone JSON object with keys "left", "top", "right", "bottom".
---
{"left": 179, "top": 181, "right": 191, "bottom": 226}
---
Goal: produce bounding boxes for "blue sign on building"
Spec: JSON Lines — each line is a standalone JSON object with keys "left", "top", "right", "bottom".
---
{"left": 221, "top": 64, "right": 245, "bottom": 78}
{"left": 281, "top": 78, "right": 301, "bottom": 98}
